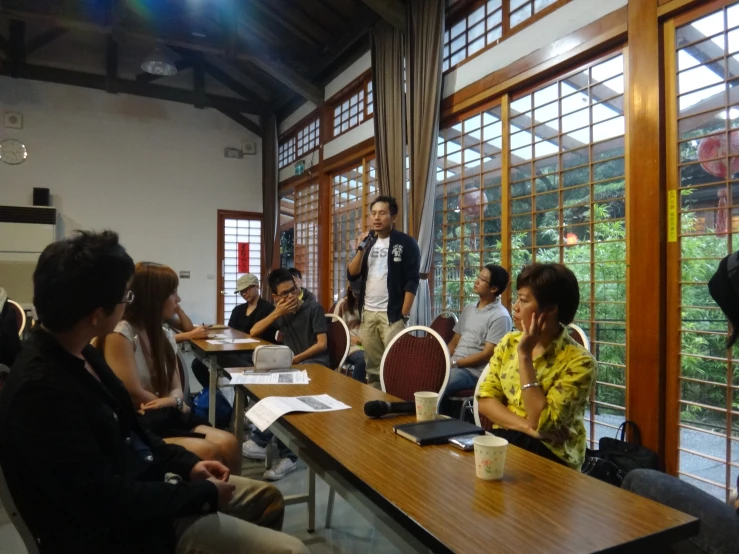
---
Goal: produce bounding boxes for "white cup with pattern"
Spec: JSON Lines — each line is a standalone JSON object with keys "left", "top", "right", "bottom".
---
{"left": 414, "top": 391, "right": 438, "bottom": 422}
{"left": 474, "top": 435, "right": 508, "bottom": 481}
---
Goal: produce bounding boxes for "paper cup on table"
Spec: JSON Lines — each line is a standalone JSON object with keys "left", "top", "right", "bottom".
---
{"left": 414, "top": 391, "right": 439, "bottom": 422}
{"left": 474, "top": 435, "right": 508, "bottom": 481}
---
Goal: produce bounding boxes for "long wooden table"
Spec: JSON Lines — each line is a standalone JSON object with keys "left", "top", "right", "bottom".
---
{"left": 188, "top": 327, "right": 269, "bottom": 426}
{"left": 244, "top": 364, "right": 698, "bottom": 554}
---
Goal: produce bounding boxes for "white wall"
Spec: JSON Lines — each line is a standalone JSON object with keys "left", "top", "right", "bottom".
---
{"left": 443, "top": 0, "right": 628, "bottom": 98}
{"left": 0, "top": 76, "right": 261, "bottom": 324}
{"left": 325, "top": 50, "right": 371, "bottom": 101}
{"left": 278, "top": 101, "right": 317, "bottom": 136}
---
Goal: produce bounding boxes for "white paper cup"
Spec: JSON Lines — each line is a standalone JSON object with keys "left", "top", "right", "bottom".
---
{"left": 414, "top": 391, "right": 439, "bottom": 422}
{"left": 473, "top": 435, "right": 508, "bottom": 481}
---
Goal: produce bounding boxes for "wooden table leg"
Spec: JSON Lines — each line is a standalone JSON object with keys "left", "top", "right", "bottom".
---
{"left": 233, "top": 386, "right": 245, "bottom": 446}
{"left": 208, "top": 355, "right": 217, "bottom": 426}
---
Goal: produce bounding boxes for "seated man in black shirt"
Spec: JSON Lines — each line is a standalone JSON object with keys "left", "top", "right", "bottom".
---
{"left": 229, "top": 273, "right": 278, "bottom": 337}
{"left": 0, "top": 230, "right": 308, "bottom": 554}
{"left": 191, "top": 273, "right": 277, "bottom": 388}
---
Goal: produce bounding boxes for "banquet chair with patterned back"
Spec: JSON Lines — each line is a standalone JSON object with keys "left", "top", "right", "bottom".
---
{"left": 325, "top": 314, "right": 350, "bottom": 372}
{"left": 429, "top": 311, "right": 458, "bottom": 345}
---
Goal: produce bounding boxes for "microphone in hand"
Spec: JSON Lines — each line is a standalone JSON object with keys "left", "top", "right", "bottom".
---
{"left": 364, "top": 400, "right": 415, "bottom": 418}
{"left": 357, "top": 230, "right": 376, "bottom": 251}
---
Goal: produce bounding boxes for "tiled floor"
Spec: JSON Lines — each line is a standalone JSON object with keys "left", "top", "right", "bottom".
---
{"left": 0, "top": 457, "right": 404, "bottom": 554}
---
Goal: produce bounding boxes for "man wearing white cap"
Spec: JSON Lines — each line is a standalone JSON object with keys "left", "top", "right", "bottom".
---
{"left": 191, "top": 274, "right": 276, "bottom": 388}
{"left": 230, "top": 274, "right": 277, "bottom": 339}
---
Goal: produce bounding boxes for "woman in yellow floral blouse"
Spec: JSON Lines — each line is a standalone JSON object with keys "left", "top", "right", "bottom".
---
{"left": 477, "top": 263, "right": 595, "bottom": 469}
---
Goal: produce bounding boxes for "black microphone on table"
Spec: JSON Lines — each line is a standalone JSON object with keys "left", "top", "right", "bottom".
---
{"left": 357, "top": 230, "right": 376, "bottom": 251}
{"left": 364, "top": 400, "right": 415, "bottom": 418}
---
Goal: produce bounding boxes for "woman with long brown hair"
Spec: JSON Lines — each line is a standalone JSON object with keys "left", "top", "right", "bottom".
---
{"left": 101, "top": 262, "right": 240, "bottom": 473}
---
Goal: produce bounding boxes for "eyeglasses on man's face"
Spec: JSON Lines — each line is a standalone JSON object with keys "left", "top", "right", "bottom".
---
{"left": 475, "top": 274, "right": 491, "bottom": 285}
{"left": 119, "top": 290, "right": 135, "bottom": 305}
{"left": 275, "top": 285, "right": 299, "bottom": 299}
{"left": 239, "top": 285, "right": 257, "bottom": 296}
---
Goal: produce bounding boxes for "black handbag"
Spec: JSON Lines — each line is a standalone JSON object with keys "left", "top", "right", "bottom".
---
{"left": 599, "top": 421, "right": 659, "bottom": 474}
{"left": 582, "top": 449, "right": 623, "bottom": 486}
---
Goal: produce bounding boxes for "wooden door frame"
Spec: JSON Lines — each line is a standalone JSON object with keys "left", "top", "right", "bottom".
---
{"left": 216, "top": 209, "right": 263, "bottom": 323}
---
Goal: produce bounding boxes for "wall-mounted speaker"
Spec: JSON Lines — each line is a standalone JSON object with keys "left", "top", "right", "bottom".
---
{"left": 33, "top": 187, "right": 50, "bottom": 207}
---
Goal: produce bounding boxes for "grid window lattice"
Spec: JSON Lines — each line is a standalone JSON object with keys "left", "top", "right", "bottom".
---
{"left": 330, "top": 158, "right": 377, "bottom": 302}
{"left": 671, "top": 1, "right": 739, "bottom": 502}
{"left": 508, "top": 52, "right": 627, "bottom": 450}
{"left": 294, "top": 183, "right": 320, "bottom": 297}
{"left": 297, "top": 118, "right": 320, "bottom": 158}
{"left": 223, "top": 218, "right": 262, "bottom": 322}
{"left": 278, "top": 138, "right": 296, "bottom": 169}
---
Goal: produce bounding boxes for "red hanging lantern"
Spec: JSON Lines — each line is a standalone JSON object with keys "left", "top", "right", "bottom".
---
{"left": 697, "top": 131, "right": 739, "bottom": 178}
{"left": 461, "top": 188, "right": 487, "bottom": 218}
{"left": 565, "top": 232, "right": 579, "bottom": 245}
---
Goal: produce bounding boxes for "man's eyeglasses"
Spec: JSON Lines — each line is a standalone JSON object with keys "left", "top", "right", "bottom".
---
{"left": 276, "top": 285, "right": 298, "bottom": 299}
{"left": 475, "top": 274, "right": 491, "bottom": 285}
{"left": 120, "top": 290, "right": 135, "bottom": 305}
{"left": 238, "top": 285, "right": 257, "bottom": 295}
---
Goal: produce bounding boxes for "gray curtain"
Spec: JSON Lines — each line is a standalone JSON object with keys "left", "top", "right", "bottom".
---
{"left": 371, "top": 20, "right": 407, "bottom": 229}
{"left": 261, "top": 115, "right": 278, "bottom": 300}
{"left": 407, "top": 0, "right": 444, "bottom": 327}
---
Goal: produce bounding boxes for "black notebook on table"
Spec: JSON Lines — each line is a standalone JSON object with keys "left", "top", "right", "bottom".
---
{"left": 393, "top": 419, "right": 485, "bottom": 446}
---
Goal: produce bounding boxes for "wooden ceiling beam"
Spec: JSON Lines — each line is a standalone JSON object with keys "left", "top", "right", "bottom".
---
{"left": 357, "top": 0, "right": 406, "bottom": 32}
{"left": 244, "top": 55, "right": 324, "bottom": 107}
{"left": 9, "top": 20, "right": 25, "bottom": 78}
{"left": 314, "top": 6, "right": 378, "bottom": 75}
{"left": 169, "top": 46, "right": 270, "bottom": 102}
{"left": 249, "top": 0, "right": 324, "bottom": 48}
{"left": 25, "top": 28, "right": 68, "bottom": 57}
{"left": 215, "top": 107, "right": 263, "bottom": 137}
{"left": 106, "top": 35, "right": 118, "bottom": 93}
{"left": 4, "top": 63, "right": 263, "bottom": 113}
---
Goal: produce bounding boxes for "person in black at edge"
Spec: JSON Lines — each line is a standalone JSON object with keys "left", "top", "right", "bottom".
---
{"left": 190, "top": 273, "right": 277, "bottom": 388}
{"left": 0, "top": 230, "right": 308, "bottom": 554}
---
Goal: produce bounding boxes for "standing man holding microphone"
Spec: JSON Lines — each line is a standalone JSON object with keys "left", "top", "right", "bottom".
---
{"left": 347, "top": 195, "right": 420, "bottom": 388}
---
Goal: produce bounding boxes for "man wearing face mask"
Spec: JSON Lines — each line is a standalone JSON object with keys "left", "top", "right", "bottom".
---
{"left": 246, "top": 268, "right": 329, "bottom": 480}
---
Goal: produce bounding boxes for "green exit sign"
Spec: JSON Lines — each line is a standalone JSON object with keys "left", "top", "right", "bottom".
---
{"left": 295, "top": 160, "right": 305, "bottom": 175}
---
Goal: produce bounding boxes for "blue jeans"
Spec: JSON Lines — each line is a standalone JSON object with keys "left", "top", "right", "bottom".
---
{"left": 622, "top": 469, "right": 739, "bottom": 553}
{"left": 346, "top": 350, "right": 366, "bottom": 383}
{"left": 249, "top": 428, "right": 297, "bottom": 463}
{"left": 444, "top": 366, "right": 480, "bottom": 398}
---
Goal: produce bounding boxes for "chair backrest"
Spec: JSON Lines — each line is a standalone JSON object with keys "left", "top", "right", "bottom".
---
{"left": 0, "top": 462, "right": 40, "bottom": 553}
{"left": 325, "top": 314, "right": 350, "bottom": 371}
{"left": 473, "top": 365, "right": 494, "bottom": 431}
{"left": 380, "top": 326, "right": 450, "bottom": 410}
{"left": 429, "top": 311, "right": 458, "bottom": 344}
{"left": 567, "top": 323, "right": 590, "bottom": 352}
{"left": 8, "top": 300, "right": 26, "bottom": 337}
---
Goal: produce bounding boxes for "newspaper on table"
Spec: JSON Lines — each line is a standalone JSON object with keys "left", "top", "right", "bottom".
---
{"left": 229, "top": 370, "right": 310, "bottom": 386}
{"left": 206, "top": 338, "right": 260, "bottom": 345}
{"left": 246, "top": 394, "right": 351, "bottom": 432}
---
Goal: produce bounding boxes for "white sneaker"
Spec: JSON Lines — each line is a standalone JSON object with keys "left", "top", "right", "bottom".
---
{"left": 263, "top": 457, "right": 297, "bottom": 481}
{"left": 242, "top": 439, "right": 267, "bottom": 460}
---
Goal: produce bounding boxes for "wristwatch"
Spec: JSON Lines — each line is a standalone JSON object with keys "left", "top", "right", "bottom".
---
{"left": 451, "top": 359, "right": 458, "bottom": 369}
{"left": 402, "top": 314, "right": 410, "bottom": 324}
{"left": 174, "top": 396, "right": 183, "bottom": 412}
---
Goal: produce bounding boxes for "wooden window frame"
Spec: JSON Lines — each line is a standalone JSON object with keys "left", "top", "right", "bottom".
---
{"left": 279, "top": 110, "right": 322, "bottom": 170}
{"left": 443, "top": 0, "right": 573, "bottom": 74}
{"left": 329, "top": 156, "right": 377, "bottom": 302}
{"left": 331, "top": 76, "right": 374, "bottom": 139}
{"left": 664, "top": 0, "right": 739, "bottom": 502}
{"left": 216, "top": 210, "right": 263, "bottom": 324}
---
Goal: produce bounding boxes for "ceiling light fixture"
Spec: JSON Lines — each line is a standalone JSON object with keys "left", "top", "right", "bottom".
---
{"left": 141, "top": 47, "right": 178, "bottom": 76}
